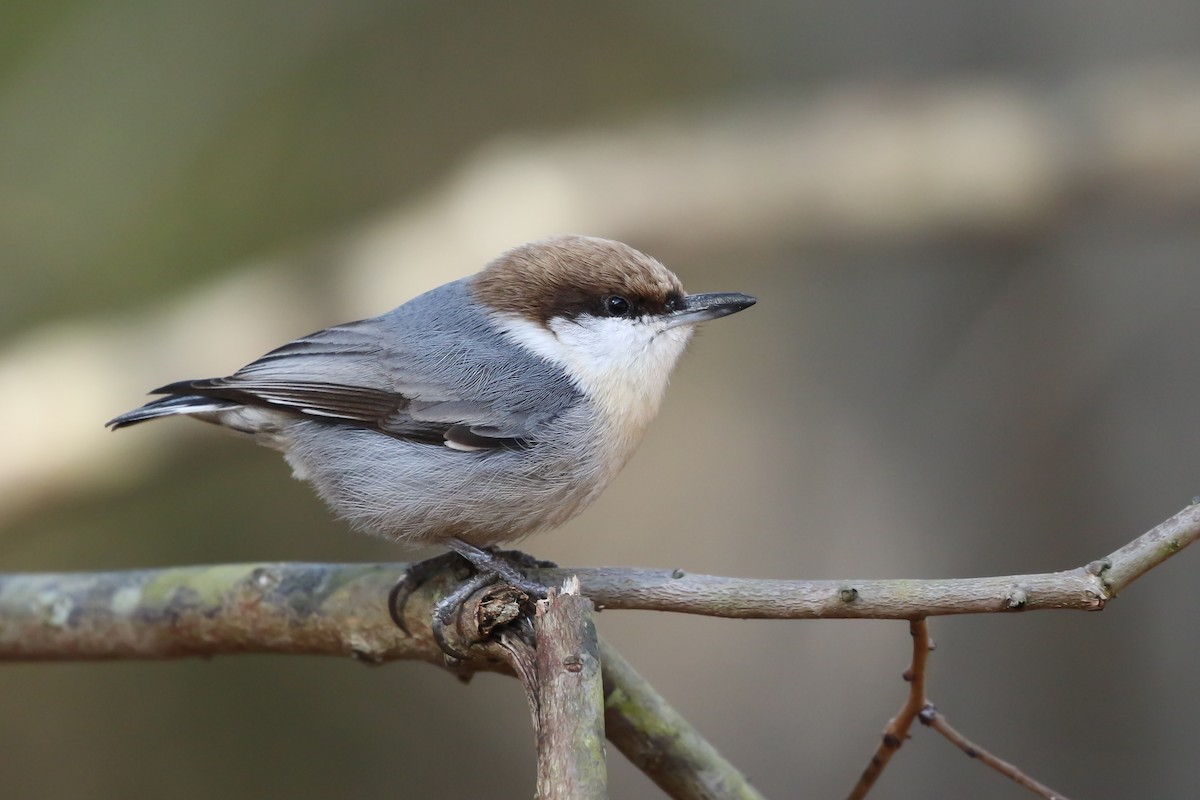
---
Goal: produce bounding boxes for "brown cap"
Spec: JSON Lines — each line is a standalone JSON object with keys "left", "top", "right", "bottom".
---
{"left": 470, "top": 235, "right": 685, "bottom": 325}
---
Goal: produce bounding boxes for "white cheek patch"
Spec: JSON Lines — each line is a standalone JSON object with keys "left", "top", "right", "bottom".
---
{"left": 549, "top": 315, "right": 658, "bottom": 373}
{"left": 494, "top": 313, "right": 576, "bottom": 368}
{"left": 493, "top": 312, "right": 694, "bottom": 429}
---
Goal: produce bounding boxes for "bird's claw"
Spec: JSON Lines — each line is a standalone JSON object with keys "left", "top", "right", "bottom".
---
{"left": 387, "top": 551, "right": 466, "bottom": 635}
{"left": 386, "top": 541, "right": 551, "bottom": 659}
{"left": 431, "top": 571, "right": 503, "bottom": 660}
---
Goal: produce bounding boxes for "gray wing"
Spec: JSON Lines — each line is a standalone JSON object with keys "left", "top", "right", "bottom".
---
{"left": 148, "top": 289, "right": 578, "bottom": 450}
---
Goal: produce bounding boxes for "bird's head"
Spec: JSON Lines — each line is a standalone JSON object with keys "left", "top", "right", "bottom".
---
{"left": 472, "top": 235, "right": 755, "bottom": 429}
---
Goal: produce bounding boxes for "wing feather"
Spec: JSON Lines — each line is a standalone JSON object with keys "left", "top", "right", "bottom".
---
{"left": 146, "top": 311, "right": 567, "bottom": 450}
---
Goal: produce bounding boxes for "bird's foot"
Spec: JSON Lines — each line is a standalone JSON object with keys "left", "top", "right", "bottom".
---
{"left": 428, "top": 539, "right": 552, "bottom": 658}
{"left": 387, "top": 539, "right": 553, "bottom": 659}
{"left": 387, "top": 550, "right": 468, "bottom": 635}
{"left": 445, "top": 538, "right": 555, "bottom": 600}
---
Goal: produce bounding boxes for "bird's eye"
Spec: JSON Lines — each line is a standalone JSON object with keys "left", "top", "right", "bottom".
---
{"left": 665, "top": 294, "right": 683, "bottom": 312}
{"left": 604, "top": 295, "right": 633, "bottom": 317}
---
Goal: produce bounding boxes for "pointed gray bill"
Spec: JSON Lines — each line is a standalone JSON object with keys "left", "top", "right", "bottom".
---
{"left": 660, "top": 292, "right": 757, "bottom": 330}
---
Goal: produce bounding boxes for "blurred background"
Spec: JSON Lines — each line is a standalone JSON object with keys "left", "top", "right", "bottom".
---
{"left": 4, "top": 2, "right": 1200, "bottom": 797}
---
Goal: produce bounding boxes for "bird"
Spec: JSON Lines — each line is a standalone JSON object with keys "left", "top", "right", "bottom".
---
{"left": 108, "top": 235, "right": 755, "bottom": 602}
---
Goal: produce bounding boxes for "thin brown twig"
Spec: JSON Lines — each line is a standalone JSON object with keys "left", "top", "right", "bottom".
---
{"left": 557, "top": 500, "right": 1200, "bottom": 620}
{"left": 848, "top": 620, "right": 1070, "bottom": 799}
{"left": 847, "top": 618, "right": 931, "bottom": 800}
{"left": 919, "top": 706, "right": 1070, "bottom": 800}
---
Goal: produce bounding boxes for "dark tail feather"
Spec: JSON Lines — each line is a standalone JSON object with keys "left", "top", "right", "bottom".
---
{"left": 106, "top": 395, "right": 237, "bottom": 430}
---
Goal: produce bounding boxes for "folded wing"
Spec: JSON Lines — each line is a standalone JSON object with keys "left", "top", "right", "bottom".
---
{"left": 110, "top": 311, "right": 576, "bottom": 451}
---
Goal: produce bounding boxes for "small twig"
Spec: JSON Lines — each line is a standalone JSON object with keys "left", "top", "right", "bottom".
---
{"left": 847, "top": 618, "right": 931, "bottom": 799}
{"left": 920, "top": 706, "right": 1070, "bottom": 800}
{"left": 848, "top": 620, "right": 1069, "bottom": 799}
{"left": 599, "top": 640, "right": 766, "bottom": 800}
{"left": 558, "top": 501, "right": 1200, "bottom": 619}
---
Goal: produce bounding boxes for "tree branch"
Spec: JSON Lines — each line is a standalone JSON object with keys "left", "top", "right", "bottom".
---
{"left": 0, "top": 562, "right": 442, "bottom": 664}
{"left": 599, "top": 640, "right": 767, "bottom": 800}
{"left": 487, "top": 578, "right": 609, "bottom": 800}
{"left": 2, "top": 503, "right": 1196, "bottom": 659}
{"left": 2, "top": 503, "right": 1195, "bottom": 798}
{"left": 534, "top": 580, "right": 608, "bottom": 799}
{"left": 567, "top": 500, "right": 1200, "bottom": 619}
{"left": 0, "top": 562, "right": 759, "bottom": 800}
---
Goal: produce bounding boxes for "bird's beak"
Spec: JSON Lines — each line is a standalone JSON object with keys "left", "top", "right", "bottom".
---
{"left": 660, "top": 292, "right": 757, "bottom": 330}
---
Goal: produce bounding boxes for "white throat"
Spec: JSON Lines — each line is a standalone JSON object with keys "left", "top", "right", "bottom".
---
{"left": 493, "top": 312, "right": 694, "bottom": 434}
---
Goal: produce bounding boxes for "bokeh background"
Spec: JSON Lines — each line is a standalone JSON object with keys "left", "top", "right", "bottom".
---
{"left": 4, "top": 2, "right": 1200, "bottom": 797}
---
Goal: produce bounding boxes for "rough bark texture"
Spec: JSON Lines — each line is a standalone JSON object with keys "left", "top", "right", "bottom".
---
{"left": 3, "top": 502, "right": 1198, "bottom": 662}
{"left": 0, "top": 562, "right": 446, "bottom": 665}
{"left": 534, "top": 584, "right": 608, "bottom": 799}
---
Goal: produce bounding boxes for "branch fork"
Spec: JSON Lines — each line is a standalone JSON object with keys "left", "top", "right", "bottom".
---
{"left": 3, "top": 502, "right": 1200, "bottom": 798}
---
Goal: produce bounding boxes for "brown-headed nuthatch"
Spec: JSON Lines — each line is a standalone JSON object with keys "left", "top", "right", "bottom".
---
{"left": 109, "top": 235, "right": 755, "bottom": 598}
